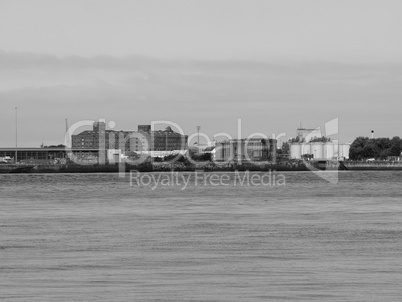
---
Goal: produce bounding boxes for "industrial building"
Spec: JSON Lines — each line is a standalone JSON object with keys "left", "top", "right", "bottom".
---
{"left": 289, "top": 142, "right": 350, "bottom": 160}
{"left": 139, "top": 125, "right": 188, "bottom": 151}
{"left": 0, "top": 122, "right": 188, "bottom": 165}
{"left": 72, "top": 122, "right": 135, "bottom": 150}
{"left": 214, "top": 138, "right": 277, "bottom": 162}
{"left": 71, "top": 122, "right": 188, "bottom": 153}
{"left": 296, "top": 127, "right": 322, "bottom": 142}
{"left": 0, "top": 147, "right": 98, "bottom": 164}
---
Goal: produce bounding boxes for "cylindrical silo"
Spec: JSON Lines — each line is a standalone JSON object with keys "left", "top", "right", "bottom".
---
{"left": 323, "top": 143, "right": 334, "bottom": 160}
{"left": 339, "top": 144, "right": 350, "bottom": 159}
{"left": 333, "top": 143, "right": 339, "bottom": 159}
{"left": 344, "top": 144, "right": 350, "bottom": 159}
{"left": 301, "top": 143, "right": 311, "bottom": 157}
{"left": 290, "top": 143, "right": 301, "bottom": 159}
{"left": 214, "top": 143, "right": 223, "bottom": 161}
{"left": 311, "top": 143, "right": 323, "bottom": 159}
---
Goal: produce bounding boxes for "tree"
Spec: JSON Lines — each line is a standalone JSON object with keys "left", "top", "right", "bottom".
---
{"left": 281, "top": 142, "right": 290, "bottom": 155}
{"left": 375, "top": 138, "right": 391, "bottom": 152}
{"left": 389, "top": 137, "right": 402, "bottom": 156}
{"left": 349, "top": 137, "right": 369, "bottom": 160}
{"left": 310, "top": 136, "right": 331, "bottom": 143}
{"left": 380, "top": 149, "right": 390, "bottom": 159}
{"left": 364, "top": 140, "right": 381, "bottom": 158}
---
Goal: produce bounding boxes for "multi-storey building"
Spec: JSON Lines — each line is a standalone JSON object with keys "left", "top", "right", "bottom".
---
{"left": 150, "top": 126, "right": 188, "bottom": 151}
{"left": 71, "top": 122, "right": 134, "bottom": 151}
{"left": 214, "top": 138, "right": 277, "bottom": 163}
{"left": 71, "top": 122, "right": 188, "bottom": 154}
{"left": 135, "top": 125, "right": 188, "bottom": 151}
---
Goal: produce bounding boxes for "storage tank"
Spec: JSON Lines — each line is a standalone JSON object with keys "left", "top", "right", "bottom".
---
{"left": 323, "top": 143, "right": 334, "bottom": 159}
{"left": 339, "top": 143, "right": 350, "bottom": 159}
{"left": 290, "top": 143, "right": 301, "bottom": 159}
{"left": 333, "top": 143, "right": 339, "bottom": 159}
{"left": 344, "top": 144, "right": 350, "bottom": 159}
{"left": 301, "top": 143, "right": 311, "bottom": 157}
{"left": 311, "top": 143, "right": 323, "bottom": 159}
{"left": 214, "top": 143, "right": 223, "bottom": 161}
{"left": 338, "top": 143, "right": 344, "bottom": 158}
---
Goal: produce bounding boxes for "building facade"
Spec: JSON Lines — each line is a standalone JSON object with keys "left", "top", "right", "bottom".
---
{"left": 151, "top": 126, "right": 188, "bottom": 151}
{"left": 0, "top": 147, "right": 98, "bottom": 164}
{"left": 214, "top": 138, "right": 277, "bottom": 163}
{"left": 71, "top": 122, "right": 135, "bottom": 150}
{"left": 72, "top": 122, "right": 188, "bottom": 154}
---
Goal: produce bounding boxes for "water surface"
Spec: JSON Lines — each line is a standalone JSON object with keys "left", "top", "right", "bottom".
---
{"left": 1, "top": 171, "right": 401, "bottom": 301}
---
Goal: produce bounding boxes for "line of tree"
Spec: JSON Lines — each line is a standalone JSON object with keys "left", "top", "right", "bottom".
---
{"left": 289, "top": 136, "right": 331, "bottom": 143}
{"left": 349, "top": 137, "right": 402, "bottom": 160}
{"left": 309, "top": 136, "right": 332, "bottom": 143}
{"left": 40, "top": 144, "right": 66, "bottom": 148}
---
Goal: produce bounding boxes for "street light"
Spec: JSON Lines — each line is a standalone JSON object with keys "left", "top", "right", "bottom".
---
{"left": 15, "top": 107, "right": 18, "bottom": 163}
{"left": 196, "top": 126, "right": 201, "bottom": 153}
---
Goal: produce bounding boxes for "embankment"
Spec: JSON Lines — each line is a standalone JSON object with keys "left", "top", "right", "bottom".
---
{"left": 342, "top": 161, "right": 402, "bottom": 170}
{"left": 30, "top": 160, "right": 345, "bottom": 173}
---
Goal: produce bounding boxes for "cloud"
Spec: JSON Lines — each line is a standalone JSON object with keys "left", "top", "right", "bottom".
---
{"left": 0, "top": 50, "right": 401, "bottom": 147}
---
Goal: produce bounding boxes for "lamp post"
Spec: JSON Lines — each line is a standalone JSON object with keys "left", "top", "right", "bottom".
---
{"left": 15, "top": 107, "right": 18, "bottom": 163}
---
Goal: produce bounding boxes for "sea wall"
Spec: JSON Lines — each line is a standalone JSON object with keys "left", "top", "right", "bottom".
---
{"left": 343, "top": 161, "right": 402, "bottom": 170}
{"left": 29, "top": 160, "right": 344, "bottom": 173}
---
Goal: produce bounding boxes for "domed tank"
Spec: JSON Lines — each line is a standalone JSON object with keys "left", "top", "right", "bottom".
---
{"left": 290, "top": 143, "right": 301, "bottom": 159}
{"left": 311, "top": 143, "right": 323, "bottom": 159}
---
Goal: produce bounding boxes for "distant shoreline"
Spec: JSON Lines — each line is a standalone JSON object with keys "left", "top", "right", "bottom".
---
{"left": 4, "top": 160, "right": 402, "bottom": 174}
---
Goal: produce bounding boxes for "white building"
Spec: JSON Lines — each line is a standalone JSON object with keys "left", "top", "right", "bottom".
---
{"left": 296, "top": 127, "right": 322, "bottom": 142}
{"left": 290, "top": 142, "right": 350, "bottom": 160}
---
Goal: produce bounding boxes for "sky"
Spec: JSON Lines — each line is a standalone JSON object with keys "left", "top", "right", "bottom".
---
{"left": 1, "top": 0, "right": 402, "bottom": 147}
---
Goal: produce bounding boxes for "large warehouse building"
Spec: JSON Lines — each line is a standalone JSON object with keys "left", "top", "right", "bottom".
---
{"left": 71, "top": 122, "right": 188, "bottom": 153}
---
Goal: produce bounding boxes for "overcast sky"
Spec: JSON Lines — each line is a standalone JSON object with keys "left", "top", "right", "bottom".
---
{"left": 1, "top": 0, "right": 402, "bottom": 147}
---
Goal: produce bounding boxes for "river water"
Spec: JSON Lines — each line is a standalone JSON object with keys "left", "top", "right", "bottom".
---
{"left": 1, "top": 171, "right": 401, "bottom": 301}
